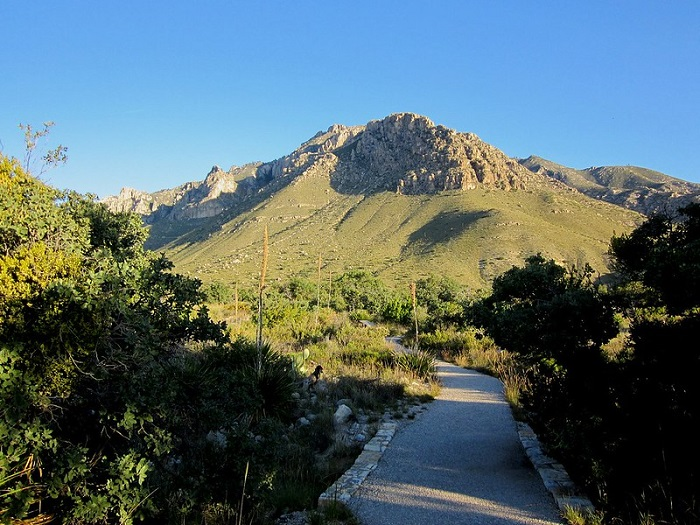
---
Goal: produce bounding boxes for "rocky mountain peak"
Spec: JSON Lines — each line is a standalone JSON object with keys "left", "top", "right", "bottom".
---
{"left": 103, "top": 113, "right": 555, "bottom": 222}
{"left": 206, "top": 165, "right": 224, "bottom": 177}
{"left": 203, "top": 165, "right": 237, "bottom": 198}
{"left": 332, "top": 112, "right": 542, "bottom": 194}
{"left": 102, "top": 187, "right": 158, "bottom": 215}
{"left": 366, "top": 112, "right": 435, "bottom": 133}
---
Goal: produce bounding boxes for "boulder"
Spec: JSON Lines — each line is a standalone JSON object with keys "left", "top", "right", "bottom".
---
{"left": 334, "top": 404, "right": 353, "bottom": 426}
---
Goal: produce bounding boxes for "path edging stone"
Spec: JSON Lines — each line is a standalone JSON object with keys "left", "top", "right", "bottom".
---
{"left": 517, "top": 421, "right": 596, "bottom": 514}
{"left": 317, "top": 378, "right": 597, "bottom": 519}
{"left": 318, "top": 419, "right": 397, "bottom": 505}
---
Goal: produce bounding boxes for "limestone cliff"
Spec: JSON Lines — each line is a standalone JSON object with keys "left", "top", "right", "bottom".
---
{"left": 331, "top": 113, "right": 545, "bottom": 193}
{"left": 103, "top": 164, "right": 259, "bottom": 222}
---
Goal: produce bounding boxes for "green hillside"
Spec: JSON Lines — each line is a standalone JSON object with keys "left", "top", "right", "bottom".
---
{"left": 159, "top": 173, "right": 642, "bottom": 292}
{"left": 126, "top": 114, "right": 656, "bottom": 292}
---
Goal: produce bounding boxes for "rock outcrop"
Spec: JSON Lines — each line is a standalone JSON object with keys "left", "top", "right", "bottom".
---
{"left": 102, "top": 181, "right": 200, "bottom": 221}
{"left": 332, "top": 113, "right": 543, "bottom": 193}
{"left": 102, "top": 187, "right": 161, "bottom": 216}
{"left": 103, "top": 163, "right": 260, "bottom": 222}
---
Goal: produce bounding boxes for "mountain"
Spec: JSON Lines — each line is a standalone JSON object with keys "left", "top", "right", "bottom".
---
{"left": 102, "top": 163, "right": 261, "bottom": 222}
{"left": 518, "top": 156, "right": 700, "bottom": 216}
{"left": 104, "top": 113, "right": 670, "bottom": 290}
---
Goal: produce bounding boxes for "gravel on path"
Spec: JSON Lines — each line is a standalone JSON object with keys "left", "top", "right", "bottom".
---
{"left": 349, "top": 360, "right": 564, "bottom": 525}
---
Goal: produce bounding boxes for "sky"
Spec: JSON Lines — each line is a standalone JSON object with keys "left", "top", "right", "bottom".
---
{"left": 2, "top": 1, "right": 699, "bottom": 198}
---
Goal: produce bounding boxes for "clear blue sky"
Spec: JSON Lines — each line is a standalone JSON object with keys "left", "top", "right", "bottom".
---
{"left": 2, "top": 1, "right": 699, "bottom": 198}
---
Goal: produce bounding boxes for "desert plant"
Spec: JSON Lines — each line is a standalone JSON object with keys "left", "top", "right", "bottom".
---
{"left": 561, "top": 505, "right": 605, "bottom": 525}
{"left": 256, "top": 225, "right": 269, "bottom": 354}
{"left": 395, "top": 350, "right": 436, "bottom": 381}
{"left": 242, "top": 342, "right": 298, "bottom": 421}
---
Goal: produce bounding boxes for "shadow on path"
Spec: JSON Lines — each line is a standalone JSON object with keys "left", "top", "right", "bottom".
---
{"left": 349, "top": 361, "right": 563, "bottom": 525}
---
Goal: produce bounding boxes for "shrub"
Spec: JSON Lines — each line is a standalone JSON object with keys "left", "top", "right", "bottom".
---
{"left": 395, "top": 351, "right": 436, "bottom": 381}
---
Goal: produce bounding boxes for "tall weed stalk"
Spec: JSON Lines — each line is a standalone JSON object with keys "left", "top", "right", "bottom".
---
{"left": 256, "top": 225, "right": 269, "bottom": 361}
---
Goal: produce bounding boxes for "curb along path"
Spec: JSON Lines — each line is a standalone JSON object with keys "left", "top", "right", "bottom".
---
{"left": 318, "top": 419, "right": 398, "bottom": 505}
{"left": 318, "top": 360, "right": 594, "bottom": 524}
{"left": 517, "top": 422, "right": 595, "bottom": 514}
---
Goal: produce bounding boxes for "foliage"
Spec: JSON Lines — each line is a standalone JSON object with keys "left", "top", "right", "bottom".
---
{"left": 278, "top": 276, "right": 318, "bottom": 308}
{"left": 331, "top": 270, "right": 388, "bottom": 314}
{"left": 0, "top": 157, "right": 306, "bottom": 523}
{"left": 380, "top": 293, "right": 413, "bottom": 325}
{"left": 18, "top": 121, "right": 68, "bottom": 176}
{"left": 0, "top": 163, "right": 191, "bottom": 521}
{"left": 414, "top": 275, "right": 468, "bottom": 330}
{"left": 609, "top": 203, "right": 700, "bottom": 314}
{"left": 395, "top": 351, "right": 436, "bottom": 381}
{"left": 67, "top": 195, "right": 149, "bottom": 262}
{"left": 604, "top": 204, "right": 700, "bottom": 523}
{"left": 468, "top": 254, "right": 618, "bottom": 367}
{"left": 0, "top": 155, "right": 85, "bottom": 257}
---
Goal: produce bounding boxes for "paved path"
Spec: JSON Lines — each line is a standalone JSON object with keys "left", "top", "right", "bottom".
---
{"left": 348, "top": 361, "right": 564, "bottom": 525}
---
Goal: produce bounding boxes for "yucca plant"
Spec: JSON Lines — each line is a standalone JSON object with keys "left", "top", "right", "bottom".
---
{"left": 245, "top": 342, "right": 298, "bottom": 421}
{"left": 395, "top": 350, "right": 437, "bottom": 381}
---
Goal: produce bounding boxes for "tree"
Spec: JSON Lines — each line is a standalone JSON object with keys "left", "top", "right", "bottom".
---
{"left": 19, "top": 121, "right": 67, "bottom": 176}
{"left": 415, "top": 275, "right": 467, "bottom": 330}
{"left": 609, "top": 203, "right": 700, "bottom": 314}
{"left": 1, "top": 154, "right": 228, "bottom": 522}
{"left": 0, "top": 155, "right": 84, "bottom": 256}
{"left": 332, "top": 270, "right": 388, "bottom": 315}
{"left": 606, "top": 204, "right": 700, "bottom": 522}
{"left": 469, "top": 254, "right": 617, "bottom": 365}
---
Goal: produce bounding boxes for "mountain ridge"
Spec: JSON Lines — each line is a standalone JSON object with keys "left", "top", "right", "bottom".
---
{"left": 517, "top": 155, "right": 699, "bottom": 215}
{"left": 104, "top": 113, "right": 699, "bottom": 221}
{"left": 102, "top": 113, "right": 697, "bottom": 289}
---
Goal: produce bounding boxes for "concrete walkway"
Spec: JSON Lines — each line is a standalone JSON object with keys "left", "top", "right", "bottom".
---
{"left": 347, "top": 361, "right": 566, "bottom": 525}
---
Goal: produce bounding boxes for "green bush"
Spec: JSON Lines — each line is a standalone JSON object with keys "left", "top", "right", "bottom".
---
{"left": 340, "top": 345, "right": 394, "bottom": 368}
{"left": 464, "top": 206, "right": 700, "bottom": 525}
{"left": 0, "top": 160, "right": 314, "bottom": 523}
{"left": 202, "top": 281, "right": 234, "bottom": 303}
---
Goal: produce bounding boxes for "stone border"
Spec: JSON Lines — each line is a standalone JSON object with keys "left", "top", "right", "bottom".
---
{"left": 318, "top": 417, "right": 596, "bottom": 518}
{"left": 318, "top": 419, "right": 398, "bottom": 505}
{"left": 517, "top": 422, "right": 596, "bottom": 514}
